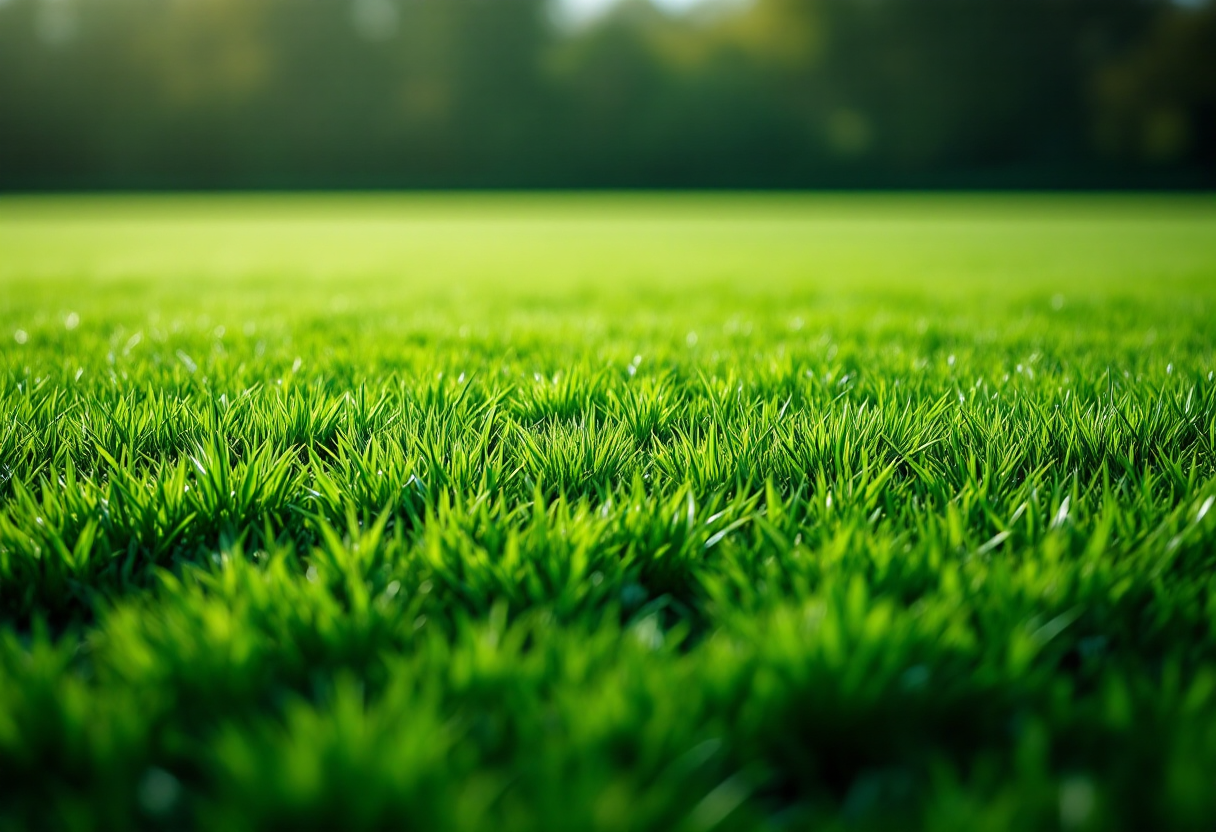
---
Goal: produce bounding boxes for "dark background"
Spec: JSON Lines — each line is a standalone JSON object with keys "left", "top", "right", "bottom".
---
{"left": 1, "top": 0, "right": 1213, "bottom": 190}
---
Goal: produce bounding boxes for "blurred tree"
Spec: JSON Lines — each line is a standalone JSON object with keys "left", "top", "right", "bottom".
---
{"left": 0, "top": 0, "right": 1210, "bottom": 188}
{"left": 1093, "top": 2, "right": 1216, "bottom": 167}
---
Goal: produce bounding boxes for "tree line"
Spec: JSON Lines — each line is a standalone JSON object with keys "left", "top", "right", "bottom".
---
{"left": 1, "top": 0, "right": 1212, "bottom": 188}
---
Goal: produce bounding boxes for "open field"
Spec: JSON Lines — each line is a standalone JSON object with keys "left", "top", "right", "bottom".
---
{"left": 1, "top": 194, "right": 1215, "bottom": 831}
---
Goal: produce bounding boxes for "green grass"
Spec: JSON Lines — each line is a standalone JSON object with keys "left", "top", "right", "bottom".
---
{"left": 1, "top": 193, "right": 1215, "bottom": 831}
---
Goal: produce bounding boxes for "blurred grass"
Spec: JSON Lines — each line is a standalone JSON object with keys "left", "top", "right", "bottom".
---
{"left": 1, "top": 193, "right": 1215, "bottom": 831}
{"left": 4, "top": 193, "right": 1213, "bottom": 294}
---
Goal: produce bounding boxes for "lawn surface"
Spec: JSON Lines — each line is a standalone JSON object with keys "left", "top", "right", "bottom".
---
{"left": 1, "top": 194, "right": 1215, "bottom": 831}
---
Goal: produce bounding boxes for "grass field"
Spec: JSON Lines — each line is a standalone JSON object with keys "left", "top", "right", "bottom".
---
{"left": 1, "top": 194, "right": 1215, "bottom": 831}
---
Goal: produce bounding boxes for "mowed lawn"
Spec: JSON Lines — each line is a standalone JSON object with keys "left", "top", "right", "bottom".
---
{"left": 1, "top": 194, "right": 1215, "bottom": 831}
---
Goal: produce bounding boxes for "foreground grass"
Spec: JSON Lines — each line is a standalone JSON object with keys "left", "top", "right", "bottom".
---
{"left": 1, "top": 194, "right": 1215, "bottom": 831}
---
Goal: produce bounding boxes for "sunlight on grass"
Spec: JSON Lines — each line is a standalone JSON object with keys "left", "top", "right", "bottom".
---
{"left": 1, "top": 193, "right": 1214, "bottom": 830}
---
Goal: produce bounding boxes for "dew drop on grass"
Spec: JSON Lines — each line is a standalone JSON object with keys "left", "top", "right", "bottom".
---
{"left": 1078, "top": 636, "right": 1107, "bottom": 660}
{"left": 13, "top": 329, "right": 27, "bottom": 344}
{"left": 621, "top": 583, "right": 647, "bottom": 608}
{"left": 632, "top": 615, "right": 663, "bottom": 650}
{"left": 900, "top": 665, "right": 930, "bottom": 691}
{"left": 64, "top": 312, "right": 79, "bottom": 330}
{"left": 137, "top": 767, "right": 181, "bottom": 817}
{"left": 1059, "top": 777, "right": 1096, "bottom": 830}
{"left": 686, "top": 331, "right": 698, "bottom": 346}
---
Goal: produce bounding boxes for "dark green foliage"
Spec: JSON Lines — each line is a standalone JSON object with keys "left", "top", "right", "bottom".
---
{"left": 0, "top": 194, "right": 1215, "bottom": 830}
{"left": 1, "top": 0, "right": 1214, "bottom": 188}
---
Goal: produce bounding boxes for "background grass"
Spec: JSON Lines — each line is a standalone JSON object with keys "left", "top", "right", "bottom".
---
{"left": 1, "top": 194, "right": 1215, "bottom": 831}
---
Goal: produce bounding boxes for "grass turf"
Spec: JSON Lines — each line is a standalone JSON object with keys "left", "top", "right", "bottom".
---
{"left": 1, "top": 193, "right": 1215, "bottom": 831}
